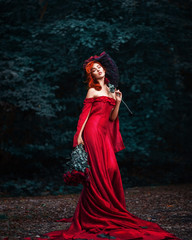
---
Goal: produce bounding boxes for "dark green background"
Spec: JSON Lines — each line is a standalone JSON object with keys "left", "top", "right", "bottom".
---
{"left": 0, "top": 0, "right": 191, "bottom": 196}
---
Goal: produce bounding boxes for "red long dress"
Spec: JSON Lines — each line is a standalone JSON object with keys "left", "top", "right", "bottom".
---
{"left": 30, "top": 96, "right": 181, "bottom": 240}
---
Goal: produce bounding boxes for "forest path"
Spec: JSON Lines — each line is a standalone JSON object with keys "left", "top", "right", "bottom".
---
{"left": 0, "top": 183, "right": 191, "bottom": 240}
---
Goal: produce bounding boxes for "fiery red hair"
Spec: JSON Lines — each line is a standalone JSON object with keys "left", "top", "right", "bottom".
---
{"left": 84, "top": 61, "right": 109, "bottom": 91}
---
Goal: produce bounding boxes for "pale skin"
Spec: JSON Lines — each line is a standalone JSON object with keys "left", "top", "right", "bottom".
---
{"left": 77, "top": 62, "right": 122, "bottom": 145}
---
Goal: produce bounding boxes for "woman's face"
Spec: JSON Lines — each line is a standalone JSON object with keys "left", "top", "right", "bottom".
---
{"left": 91, "top": 63, "right": 105, "bottom": 80}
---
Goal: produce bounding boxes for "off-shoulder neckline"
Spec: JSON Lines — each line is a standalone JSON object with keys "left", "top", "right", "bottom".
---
{"left": 85, "top": 96, "right": 116, "bottom": 101}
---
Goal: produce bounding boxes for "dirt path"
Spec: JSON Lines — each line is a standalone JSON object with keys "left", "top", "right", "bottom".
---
{"left": 0, "top": 183, "right": 191, "bottom": 240}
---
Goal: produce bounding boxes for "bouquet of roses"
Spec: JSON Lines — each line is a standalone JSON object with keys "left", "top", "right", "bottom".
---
{"left": 63, "top": 143, "right": 90, "bottom": 187}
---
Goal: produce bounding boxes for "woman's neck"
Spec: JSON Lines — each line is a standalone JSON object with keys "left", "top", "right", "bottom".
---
{"left": 97, "top": 77, "right": 105, "bottom": 87}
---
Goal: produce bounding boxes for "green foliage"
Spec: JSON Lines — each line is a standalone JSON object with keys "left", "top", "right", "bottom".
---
{"left": 0, "top": 0, "right": 191, "bottom": 194}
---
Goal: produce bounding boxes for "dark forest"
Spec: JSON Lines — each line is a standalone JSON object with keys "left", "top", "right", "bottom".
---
{"left": 0, "top": 0, "right": 191, "bottom": 197}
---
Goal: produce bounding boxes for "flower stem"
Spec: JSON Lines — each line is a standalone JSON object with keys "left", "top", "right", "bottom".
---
{"left": 121, "top": 98, "right": 133, "bottom": 115}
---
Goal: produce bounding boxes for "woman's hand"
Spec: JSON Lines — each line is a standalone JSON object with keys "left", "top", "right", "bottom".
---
{"left": 110, "top": 90, "right": 122, "bottom": 121}
{"left": 77, "top": 135, "right": 84, "bottom": 145}
{"left": 115, "top": 89, "right": 122, "bottom": 103}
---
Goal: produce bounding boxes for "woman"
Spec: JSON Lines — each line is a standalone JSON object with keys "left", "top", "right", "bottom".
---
{"left": 35, "top": 53, "right": 181, "bottom": 240}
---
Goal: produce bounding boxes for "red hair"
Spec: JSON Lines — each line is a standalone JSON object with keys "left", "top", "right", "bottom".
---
{"left": 84, "top": 61, "right": 109, "bottom": 91}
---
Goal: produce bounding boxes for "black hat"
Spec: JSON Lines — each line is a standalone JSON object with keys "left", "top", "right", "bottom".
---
{"left": 83, "top": 51, "right": 119, "bottom": 88}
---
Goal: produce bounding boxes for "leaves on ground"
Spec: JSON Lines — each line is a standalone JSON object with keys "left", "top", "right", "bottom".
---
{"left": 0, "top": 184, "right": 191, "bottom": 240}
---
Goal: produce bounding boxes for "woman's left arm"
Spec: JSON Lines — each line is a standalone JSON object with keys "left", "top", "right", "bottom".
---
{"left": 109, "top": 89, "right": 122, "bottom": 121}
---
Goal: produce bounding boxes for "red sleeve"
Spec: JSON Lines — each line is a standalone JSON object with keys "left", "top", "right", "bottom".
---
{"left": 73, "top": 98, "right": 125, "bottom": 153}
{"left": 108, "top": 115, "right": 125, "bottom": 153}
{"left": 73, "top": 98, "right": 94, "bottom": 148}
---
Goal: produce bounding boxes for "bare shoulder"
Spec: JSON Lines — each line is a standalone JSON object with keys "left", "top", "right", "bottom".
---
{"left": 110, "top": 91, "right": 116, "bottom": 100}
{"left": 85, "top": 88, "right": 96, "bottom": 99}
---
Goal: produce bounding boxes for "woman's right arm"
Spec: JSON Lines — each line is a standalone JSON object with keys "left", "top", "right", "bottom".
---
{"left": 76, "top": 88, "right": 95, "bottom": 145}
{"left": 77, "top": 108, "right": 91, "bottom": 145}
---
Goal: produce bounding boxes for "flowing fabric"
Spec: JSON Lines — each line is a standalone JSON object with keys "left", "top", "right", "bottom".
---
{"left": 25, "top": 96, "right": 181, "bottom": 240}
{"left": 73, "top": 96, "right": 125, "bottom": 153}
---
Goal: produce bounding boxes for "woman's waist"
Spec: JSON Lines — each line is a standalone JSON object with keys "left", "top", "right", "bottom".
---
{"left": 84, "top": 115, "right": 110, "bottom": 130}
